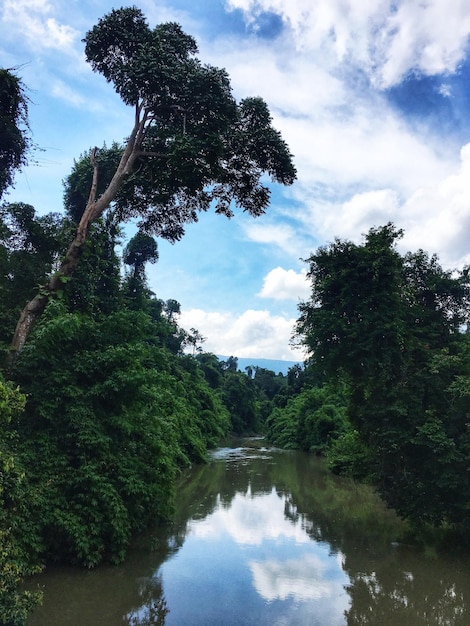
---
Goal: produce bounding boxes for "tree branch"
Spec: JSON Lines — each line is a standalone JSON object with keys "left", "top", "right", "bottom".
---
{"left": 86, "top": 147, "right": 99, "bottom": 205}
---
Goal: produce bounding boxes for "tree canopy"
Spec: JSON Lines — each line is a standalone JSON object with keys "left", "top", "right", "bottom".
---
{"left": 0, "top": 69, "right": 31, "bottom": 200}
{"left": 291, "top": 223, "right": 470, "bottom": 528}
{"left": 9, "top": 6, "right": 296, "bottom": 361}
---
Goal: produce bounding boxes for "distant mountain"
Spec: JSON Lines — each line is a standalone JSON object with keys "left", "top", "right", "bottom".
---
{"left": 218, "top": 356, "right": 302, "bottom": 376}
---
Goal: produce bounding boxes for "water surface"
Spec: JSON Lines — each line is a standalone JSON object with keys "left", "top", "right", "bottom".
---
{"left": 27, "top": 441, "right": 470, "bottom": 625}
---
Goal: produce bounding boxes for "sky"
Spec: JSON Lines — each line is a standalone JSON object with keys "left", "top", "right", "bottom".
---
{"left": 2, "top": 0, "right": 470, "bottom": 361}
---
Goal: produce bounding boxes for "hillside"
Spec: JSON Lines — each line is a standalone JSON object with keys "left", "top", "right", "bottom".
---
{"left": 218, "top": 356, "right": 302, "bottom": 376}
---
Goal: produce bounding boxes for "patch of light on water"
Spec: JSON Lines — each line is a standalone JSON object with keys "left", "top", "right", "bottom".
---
{"left": 209, "top": 440, "right": 282, "bottom": 463}
{"left": 209, "top": 446, "right": 245, "bottom": 460}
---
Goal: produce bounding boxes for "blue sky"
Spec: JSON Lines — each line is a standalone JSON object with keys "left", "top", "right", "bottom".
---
{"left": 2, "top": 0, "right": 470, "bottom": 360}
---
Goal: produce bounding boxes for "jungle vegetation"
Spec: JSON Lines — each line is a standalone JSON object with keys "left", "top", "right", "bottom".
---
{"left": 2, "top": 7, "right": 470, "bottom": 626}
{"left": 0, "top": 6, "right": 295, "bottom": 623}
{"left": 267, "top": 224, "right": 470, "bottom": 539}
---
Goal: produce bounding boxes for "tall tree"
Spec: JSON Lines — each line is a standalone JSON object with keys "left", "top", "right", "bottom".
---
{"left": 296, "top": 224, "right": 470, "bottom": 526}
{"left": 122, "top": 231, "right": 159, "bottom": 310}
{"left": 9, "top": 7, "right": 296, "bottom": 361}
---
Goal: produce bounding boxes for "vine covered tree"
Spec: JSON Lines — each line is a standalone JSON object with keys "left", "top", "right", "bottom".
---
{"left": 295, "top": 224, "right": 470, "bottom": 527}
{"left": 0, "top": 68, "right": 31, "bottom": 200}
{"left": 9, "top": 6, "right": 296, "bottom": 361}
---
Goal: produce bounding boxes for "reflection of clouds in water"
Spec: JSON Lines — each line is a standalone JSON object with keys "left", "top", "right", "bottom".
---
{"left": 250, "top": 554, "right": 333, "bottom": 602}
{"left": 189, "top": 482, "right": 349, "bottom": 623}
{"left": 191, "top": 487, "right": 311, "bottom": 545}
{"left": 190, "top": 480, "right": 349, "bottom": 624}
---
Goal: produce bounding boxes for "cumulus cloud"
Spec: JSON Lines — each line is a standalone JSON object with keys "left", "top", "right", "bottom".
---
{"left": 399, "top": 142, "right": 470, "bottom": 268}
{"left": 209, "top": 7, "right": 460, "bottom": 223}
{"left": 2, "top": 0, "right": 78, "bottom": 53}
{"left": 297, "top": 189, "right": 402, "bottom": 247}
{"left": 242, "top": 222, "right": 299, "bottom": 254}
{"left": 226, "top": 0, "right": 470, "bottom": 88}
{"left": 291, "top": 143, "right": 470, "bottom": 270}
{"left": 179, "top": 308, "right": 305, "bottom": 360}
{"left": 258, "top": 266, "right": 310, "bottom": 301}
{"left": 281, "top": 108, "right": 454, "bottom": 198}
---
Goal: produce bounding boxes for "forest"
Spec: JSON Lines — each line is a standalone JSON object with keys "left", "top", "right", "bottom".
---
{"left": 1, "top": 6, "right": 470, "bottom": 626}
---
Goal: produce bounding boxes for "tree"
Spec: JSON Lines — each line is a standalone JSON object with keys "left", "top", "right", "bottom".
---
{"left": 185, "top": 328, "right": 206, "bottom": 355}
{"left": 297, "top": 223, "right": 406, "bottom": 393}
{"left": 123, "top": 232, "right": 159, "bottom": 280}
{"left": 0, "top": 69, "right": 31, "bottom": 200}
{"left": 196, "top": 353, "right": 224, "bottom": 389}
{"left": 221, "top": 370, "right": 258, "bottom": 433}
{"left": 296, "top": 224, "right": 470, "bottom": 527}
{"left": 0, "top": 203, "right": 67, "bottom": 348}
{"left": 253, "top": 366, "right": 286, "bottom": 401}
{"left": 9, "top": 7, "right": 296, "bottom": 361}
{"left": 122, "top": 231, "right": 158, "bottom": 310}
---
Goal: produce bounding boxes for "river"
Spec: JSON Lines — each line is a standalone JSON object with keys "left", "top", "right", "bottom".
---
{"left": 26, "top": 439, "right": 470, "bottom": 625}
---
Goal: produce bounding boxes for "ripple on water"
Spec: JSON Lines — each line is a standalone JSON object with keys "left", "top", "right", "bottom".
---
{"left": 209, "top": 444, "right": 278, "bottom": 463}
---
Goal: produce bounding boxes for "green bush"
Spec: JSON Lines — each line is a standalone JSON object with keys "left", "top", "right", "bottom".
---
{"left": 10, "top": 308, "right": 229, "bottom": 567}
{"left": 267, "top": 383, "right": 347, "bottom": 453}
{"left": 0, "top": 376, "right": 42, "bottom": 626}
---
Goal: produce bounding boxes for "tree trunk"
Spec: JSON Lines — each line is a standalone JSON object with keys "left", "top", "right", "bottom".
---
{"left": 7, "top": 115, "right": 144, "bottom": 367}
{"left": 6, "top": 107, "right": 152, "bottom": 368}
{"left": 8, "top": 218, "right": 92, "bottom": 366}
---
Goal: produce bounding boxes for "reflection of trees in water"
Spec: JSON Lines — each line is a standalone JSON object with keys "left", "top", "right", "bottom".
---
{"left": 127, "top": 446, "right": 470, "bottom": 626}
{"left": 344, "top": 555, "right": 469, "bottom": 626}
{"left": 267, "top": 452, "right": 470, "bottom": 626}
{"left": 126, "top": 574, "right": 169, "bottom": 626}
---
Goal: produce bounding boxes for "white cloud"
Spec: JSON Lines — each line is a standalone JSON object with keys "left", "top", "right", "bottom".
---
{"left": 292, "top": 143, "right": 470, "bottom": 270}
{"left": 258, "top": 266, "right": 310, "bottom": 301}
{"left": 399, "top": 142, "right": 470, "bottom": 268}
{"left": 306, "top": 189, "right": 402, "bottom": 245}
{"left": 438, "top": 83, "right": 452, "bottom": 98}
{"left": 278, "top": 105, "right": 456, "bottom": 201}
{"left": 242, "top": 222, "right": 301, "bottom": 256}
{"left": 51, "top": 80, "right": 87, "bottom": 108}
{"left": 2, "top": 0, "right": 78, "bottom": 53}
{"left": 208, "top": 12, "right": 460, "bottom": 215}
{"left": 226, "top": 0, "right": 470, "bottom": 88}
{"left": 179, "top": 308, "right": 305, "bottom": 361}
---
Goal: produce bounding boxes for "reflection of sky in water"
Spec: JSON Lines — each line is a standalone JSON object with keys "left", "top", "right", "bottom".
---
{"left": 159, "top": 485, "right": 350, "bottom": 625}
{"left": 192, "top": 488, "right": 311, "bottom": 545}
{"left": 251, "top": 553, "right": 337, "bottom": 602}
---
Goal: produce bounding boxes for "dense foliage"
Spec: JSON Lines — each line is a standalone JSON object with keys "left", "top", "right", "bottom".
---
{"left": 269, "top": 223, "right": 470, "bottom": 533}
{"left": 0, "top": 375, "right": 42, "bottom": 625}
{"left": 266, "top": 382, "right": 348, "bottom": 453}
{"left": 10, "top": 307, "right": 230, "bottom": 568}
{"left": 10, "top": 6, "right": 296, "bottom": 359}
{"left": 0, "top": 69, "right": 31, "bottom": 200}
{"left": 0, "top": 194, "right": 288, "bottom": 623}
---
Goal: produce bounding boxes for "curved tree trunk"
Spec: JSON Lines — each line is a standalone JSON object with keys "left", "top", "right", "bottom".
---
{"left": 7, "top": 111, "right": 145, "bottom": 367}
{"left": 8, "top": 225, "right": 91, "bottom": 364}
